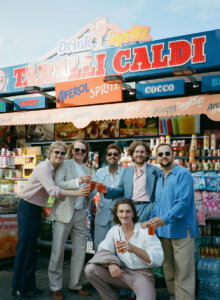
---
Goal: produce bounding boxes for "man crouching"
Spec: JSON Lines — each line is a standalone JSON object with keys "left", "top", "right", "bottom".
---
{"left": 85, "top": 199, "right": 164, "bottom": 300}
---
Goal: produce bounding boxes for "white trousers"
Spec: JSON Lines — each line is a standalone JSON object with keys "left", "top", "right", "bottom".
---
{"left": 48, "top": 209, "right": 88, "bottom": 291}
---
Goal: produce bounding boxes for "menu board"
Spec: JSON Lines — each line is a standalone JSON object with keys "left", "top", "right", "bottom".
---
{"left": 120, "top": 118, "right": 158, "bottom": 137}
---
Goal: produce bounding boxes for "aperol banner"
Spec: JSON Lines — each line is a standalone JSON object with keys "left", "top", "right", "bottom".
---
{"left": 55, "top": 76, "right": 123, "bottom": 107}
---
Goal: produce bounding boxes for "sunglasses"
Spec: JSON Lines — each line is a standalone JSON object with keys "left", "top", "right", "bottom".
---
{"left": 107, "top": 152, "right": 119, "bottom": 157}
{"left": 158, "top": 152, "right": 171, "bottom": 157}
{"left": 74, "top": 148, "right": 87, "bottom": 153}
{"left": 54, "top": 150, "right": 66, "bottom": 156}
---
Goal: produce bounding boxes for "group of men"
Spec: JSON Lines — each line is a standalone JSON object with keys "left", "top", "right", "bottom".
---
{"left": 12, "top": 139, "right": 199, "bottom": 300}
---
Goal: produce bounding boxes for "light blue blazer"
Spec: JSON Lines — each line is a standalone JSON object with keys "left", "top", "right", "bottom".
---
{"left": 105, "top": 164, "right": 161, "bottom": 203}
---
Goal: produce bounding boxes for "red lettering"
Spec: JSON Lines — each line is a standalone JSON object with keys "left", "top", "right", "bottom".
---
{"left": 192, "top": 36, "right": 206, "bottom": 63}
{"left": 37, "top": 63, "right": 53, "bottom": 85}
{"left": 67, "top": 57, "right": 82, "bottom": 80}
{"left": 19, "top": 99, "right": 39, "bottom": 107}
{"left": 169, "top": 40, "right": 191, "bottom": 66}
{"left": 53, "top": 60, "right": 67, "bottom": 82}
{"left": 131, "top": 47, "right": 151, "bottom": 71}
{"left": 13, "top": 68, "right": 26, "bottom": 88}
{"left": 19, "top": 101, "right": 25, "bottom": 107}
{"left": 23, "top": 65, "right": 38, "bottom": 86}
{"left": 151, "top": 43, "right": 168, "bottom": 68}
{"left": 82, "top": 55, "right": 96, "bottom": 77}
{"left": 113, "top": 49, "right": 131, "bottom": 73}
{"left": 95, "top": 53, "right": 106, "bottom": 76}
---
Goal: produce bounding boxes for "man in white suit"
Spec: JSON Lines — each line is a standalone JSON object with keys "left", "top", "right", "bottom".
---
{"left": 48, "top": 140, "right": 91, "bottom": 300}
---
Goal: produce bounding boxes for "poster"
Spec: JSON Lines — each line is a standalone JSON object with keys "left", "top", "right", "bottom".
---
{"left": 55, "top": 123, "right": 85, "bottom": 140}
{"left": 120, "top": 118, "right": 158, "bottom": 137}
{"left": 26, "top": 124, "right": 54, "bottom": 141}
{"left": 0, "top": 214, "right": 18, "bottom": 258}
{"left": 86, "top": 120, "right": 119, "bottom": 139}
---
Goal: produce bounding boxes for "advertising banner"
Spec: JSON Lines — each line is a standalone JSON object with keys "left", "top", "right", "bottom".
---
{"left": 0, "top": 214, "right": 17, "bottom": 258}
{"left": 136, "top": 80, "right": 185, "bottom": 99}
{"left": 55, "top": 76, "right": 123, "bottom": 107}
{"left": 13, "top": 96, "right": 48, "bottom": 111}
{"left": 201, "top": 74, "right": 220, "bottom": 92}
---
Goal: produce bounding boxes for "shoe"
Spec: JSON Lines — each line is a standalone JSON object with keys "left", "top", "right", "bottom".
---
{"left": 50, "top": 290, "right": 64, "bottom": 300}
{"left": 68, "top": 288, "right": 90, "bottom": 296}
{"left": 12, "top": 289, "right": 30, "bottom": 300}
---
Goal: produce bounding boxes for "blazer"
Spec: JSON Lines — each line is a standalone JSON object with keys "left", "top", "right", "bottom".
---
{"left": 93, "top": 165, "right": 125, "bottom": 226}
{"left": 51, "top": 159, "right": 91, "bottom": 224}
{"left": 105, "top": 164, "right": 161, "bottom": 203}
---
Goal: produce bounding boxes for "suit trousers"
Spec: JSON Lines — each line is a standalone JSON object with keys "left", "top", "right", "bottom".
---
{"left": 85, "top": 264, "right": 156, "bottom": 300}
{"left": 160, "top": 231, "right": 195, "bottom": 300}
{"left": 48, "top": 209, "right": 88, "bottom": 291}
{"left": 12, "top": 199, "right": 42, "bottom": 291}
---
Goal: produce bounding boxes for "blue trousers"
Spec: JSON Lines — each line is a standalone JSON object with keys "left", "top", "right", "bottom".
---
{"left": 12, "top": 199, "right": 42, "bottom": 291}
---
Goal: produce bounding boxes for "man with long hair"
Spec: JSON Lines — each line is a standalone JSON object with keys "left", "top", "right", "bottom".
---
{"left": 85, "top": 199, "right": 164, "bottom": 300}
{"left": 48, "top": 140, "right": 92, "bottom": 300}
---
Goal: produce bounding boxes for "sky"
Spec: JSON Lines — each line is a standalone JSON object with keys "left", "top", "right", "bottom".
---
{"left": 0, "top": 0, "right": 220, "bottom": 68}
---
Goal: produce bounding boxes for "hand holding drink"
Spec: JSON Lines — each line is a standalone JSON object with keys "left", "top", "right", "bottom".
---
{"left": 116, "top": 241, "right": 126, "bottom": 253}
{"left": 97, "top": 182, "right": 107, "bottom": 193}
{"left": 77, "top": 184, "right": 91, "bottom": 196}
{"left": 90, "top": 180, "right": 97, "bottom": 191}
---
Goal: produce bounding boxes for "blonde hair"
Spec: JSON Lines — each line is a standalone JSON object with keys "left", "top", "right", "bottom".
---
{"left": 67, "top": 140, "right": 90, "bottom": 163}
{"left": 48, "top": 141, "right": 67, "bottom": 158}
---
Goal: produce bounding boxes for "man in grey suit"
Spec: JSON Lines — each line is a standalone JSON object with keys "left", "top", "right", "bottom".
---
{"left": 93, "top": 144, "right": 125, "bottom": 251}
{"left": 48, "top": 140, "right": 91, "bottom": 300}
{"left": 102, "top": 141, "right": 161, "bottom": 222}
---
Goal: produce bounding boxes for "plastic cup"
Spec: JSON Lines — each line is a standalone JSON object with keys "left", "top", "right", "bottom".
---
{"left": 90, "top": 180, "right": 97, "bottom": 191}
{"left": 116, "top": 241, "right": 125, "bottom": 253}
{"left": 148, "top": 224, "right": 155, "bottom": 235}
{"left": 85, "top": 184, "right": 91, "bottom": 196}
{"left": 97, "top": 182, "right": 105, "bottom": 193}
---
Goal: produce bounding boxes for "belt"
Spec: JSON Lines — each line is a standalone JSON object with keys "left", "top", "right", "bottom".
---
{"left": 134, "top": 201, "right": 150, "bottom": 205}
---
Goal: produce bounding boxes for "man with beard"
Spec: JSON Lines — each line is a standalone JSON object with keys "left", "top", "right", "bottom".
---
{"left": 142, "top": 143, "right": 199, "bottom": 300}
{"left": 101, "top": 141, "right": 161, "bottom": 222}
{"left": 93, "top": 144, "right": 125, "bottom": 250}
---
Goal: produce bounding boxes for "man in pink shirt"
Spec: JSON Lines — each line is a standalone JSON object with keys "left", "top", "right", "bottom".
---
{"left": 12, "top": 141, "right": 90, "bottom": 300}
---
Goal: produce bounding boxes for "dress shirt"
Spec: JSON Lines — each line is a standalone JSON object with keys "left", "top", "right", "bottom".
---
{"left": 98, "top": 223, "right": 164, "bottom": 269}
{"left": 72, "top": 160, "right": 86, "bottom": 210}
{"left": 132, "top": 162, "right": 150, "bottom": 202}
{"left": 18, "top": 159, "right": 60, "bottom": 207}
{"left": 151, "top": 165, "right": 200, "bottom": 239}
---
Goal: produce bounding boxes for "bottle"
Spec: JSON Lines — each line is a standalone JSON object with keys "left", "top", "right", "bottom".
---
{"left": 203, "top": 134, "right": 209, "bottom": 150}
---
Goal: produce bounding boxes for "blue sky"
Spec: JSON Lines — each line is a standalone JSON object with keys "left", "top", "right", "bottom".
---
{"left": 0, "top": 0, "right": 220, "bottom": 68}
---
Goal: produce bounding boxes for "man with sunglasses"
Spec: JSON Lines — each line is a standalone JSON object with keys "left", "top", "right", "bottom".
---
{"left": 142, "top": 143, "right": 199, "bottom": 300}
{"left": 48, "top": 140, "right": 92, "bottom": 300}
{"left": 93, "top": 144, "right": 125, "bottom": 250}
{"left": 102, "top": 141, "right": 161, "bottom": 223}
{"left": 12, "top": 141, "right": 90, "bottom": 300}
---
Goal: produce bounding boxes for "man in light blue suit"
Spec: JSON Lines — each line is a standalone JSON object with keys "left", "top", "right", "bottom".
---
{"left": 103, "top": 141, "right": 161, "bottom": 223}
{"left": 93, "top": 144, "right": 125, "bottom": 250}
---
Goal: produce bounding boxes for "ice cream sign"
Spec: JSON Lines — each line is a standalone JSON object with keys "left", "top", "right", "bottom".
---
{"left": 56, "top": 17, "right": 152, "bottom": 56}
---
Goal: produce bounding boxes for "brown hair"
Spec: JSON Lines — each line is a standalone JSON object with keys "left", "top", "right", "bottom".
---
{"left": 67, "top": 140, "right": 90, "bottom": 163}
{"left": 112, "top": 199, "right": 139, "bottom": 225}
{"left": 127, "top": 140, "right": 151, "bottom": 161}
{"left": 156, "top": 143, "right": 174, "bottom": 154}
{"left": 106, "top": 144, "right": 122, "bottom": 155}
{"left": 48, "top": 141, "right": 67, "bottom": 158}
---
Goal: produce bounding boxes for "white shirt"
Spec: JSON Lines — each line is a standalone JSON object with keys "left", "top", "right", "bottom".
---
{"left": 72, "top": 160, "right": 85, "bottom": 210}
{"left": 98, "top": 223, "right": 164, "bottom": 269}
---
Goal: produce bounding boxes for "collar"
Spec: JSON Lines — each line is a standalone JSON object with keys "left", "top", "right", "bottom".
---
{"left": 135, "top": 162, "right": 146, "bottom": 174}
{"left": 47, "top": 158, "right": 56, "bottom": 172}
{"left": 108, "top": 165, "right": 121, "bottom": 175}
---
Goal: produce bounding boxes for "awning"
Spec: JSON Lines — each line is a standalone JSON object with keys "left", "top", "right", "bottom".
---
{"left": 0, "top": 94, "right": 219, "bottom": 129}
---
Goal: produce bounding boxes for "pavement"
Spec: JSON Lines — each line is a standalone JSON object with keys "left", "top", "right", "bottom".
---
{"left": 0, "top": 248, "right": 170, "bottom": 300}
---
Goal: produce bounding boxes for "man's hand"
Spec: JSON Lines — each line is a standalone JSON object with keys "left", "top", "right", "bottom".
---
{"left": 75, "top": 185, "right": 90, "bottom": 196}
{"left": 80, "top": 175, "right": 91, "bottom": 184}
{"left": 141, "top": 221, "right": 150, "bottom": 229}
{"left": 108, "top": 264, "right": 124, "bottom": 278}
{"left": 149, "top": 217, "right": 165, "bottom": 228}
{"left": 118, "top": 241, "right": 135, "bottom": 253}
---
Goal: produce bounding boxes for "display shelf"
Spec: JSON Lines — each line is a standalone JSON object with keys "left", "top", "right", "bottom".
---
{"left": 191, "top": 170, "right": 220, "bottom": 173}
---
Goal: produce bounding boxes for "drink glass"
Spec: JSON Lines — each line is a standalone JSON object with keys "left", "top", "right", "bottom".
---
{"left": 85, "top": 184, "right": 91, "bottom": 196}
{"left": 97, "top": 182, "right": 104, "bottom": 193}
{"left": 148, "top": 224, "right": 155, "bottom": 235}
{"left": 116, "top": 241, "right": 125, "bottom": 253}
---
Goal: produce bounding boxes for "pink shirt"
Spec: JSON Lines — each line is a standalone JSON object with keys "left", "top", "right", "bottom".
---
{"left": 18, "top": 159, "right": 60, "bottom": 207}
{"left": 132, "top": 162, "right": 150, "bottom": 203}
